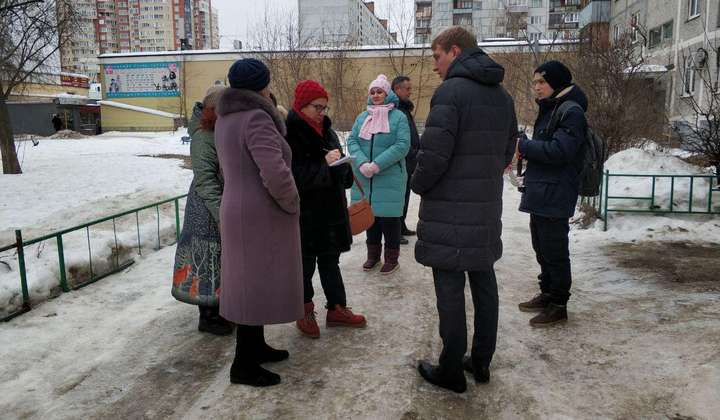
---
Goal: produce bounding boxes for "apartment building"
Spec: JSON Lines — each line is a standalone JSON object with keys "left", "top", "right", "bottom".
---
{"left": 298, "top": 0, "right": 397, "bottom": 46}
{"left": 60, "top": 0, "right": 220, "bottom": 80}
{"left": 610, "top": 0, "right": 720, "bottom": 120}
{"left": 414, "top": 0, "right": 553, "bottom": 44}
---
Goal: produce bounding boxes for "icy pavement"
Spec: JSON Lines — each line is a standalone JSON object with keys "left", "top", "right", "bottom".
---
{"left": 1, "top": 187, "right": 719, "bottom": 420}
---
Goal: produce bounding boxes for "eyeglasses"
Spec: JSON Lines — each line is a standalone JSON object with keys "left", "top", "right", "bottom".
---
{"left": 309, "top": 103, "right": 329, "bottom": 113}
{"left": 369, "top": 88, "right": 385, "bottom": 95}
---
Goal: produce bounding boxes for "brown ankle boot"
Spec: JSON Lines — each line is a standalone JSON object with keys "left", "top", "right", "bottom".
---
{"left": 363, "top": 244, "right": 382, "bottom": 271}
{"left": 380, "top": 247, "right": 400, "bottom": 275}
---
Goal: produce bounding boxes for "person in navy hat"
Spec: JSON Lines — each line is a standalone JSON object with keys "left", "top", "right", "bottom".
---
{"left": 516, "top": 60, "right": 589, "bottom": 327}
{"left": 215, "top": 58, "right": 303, "bottom": 387}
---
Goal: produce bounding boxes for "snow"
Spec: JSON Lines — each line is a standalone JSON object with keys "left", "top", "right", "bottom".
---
{"left": 98, "top": 100, "right": 181, "bottom": 118}
{"left": 624, "top": 64, "right": 669, "bottom": 74}
{"left": 593, "top": 145, "right": 720, "bottom": 242}
{"left": 1, "top": 136, "right": 719, "bottom": 418}
{"left": 0, "top": 130, "right": 192, "bottom": 318}
{"left": 0, "top": 184, "right": 718, "bottom": 418}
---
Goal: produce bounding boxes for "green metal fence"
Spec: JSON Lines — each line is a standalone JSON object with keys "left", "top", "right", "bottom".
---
{"left": 599, "top": 171, "right": 720, "bottom": 231}
{"left": 0, "top": 194, "right": 187, "bottom": 322}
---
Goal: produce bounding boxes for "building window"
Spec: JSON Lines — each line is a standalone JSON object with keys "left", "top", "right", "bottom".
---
{"left": 530, "top": 15, "right": 544, "bottom": 25}
{"left": 662, "top": 21, "right": 673, "bottom": 40}
{"left": 688, "top": 0, "right": 700, "bottom": 20}
{"left": 473, "top": 1, "right": 482, "bottom": 10}
{"left": 613, "top": 24, "right": 621, "bottom": 42}
{"left": 648, "top": 27, "right": 661, "bottom": 48}
{"left": 453, "top": 12, "right": 473, "bottom": 26}
{"left": 528, "top": 32, "right": 542, "bottom": 41}
{"left": 531, "top": 0, "right": 542, "bottom": 7}
{"left": 683, "top": 58, "right": 696, "bottom": 96}
{"left": 454, "top": 0, "right": 473, "bottom": 9}
{"left": 648, "top": 21, "right": 673, "bottom": 48}
{"left": 630, "top": 12, "right": 640, "bottom": 42}
{"left": 565, "top": 13, "right": 579, "bottom": 24}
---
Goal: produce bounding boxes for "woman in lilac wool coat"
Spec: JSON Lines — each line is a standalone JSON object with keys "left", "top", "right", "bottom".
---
{"left": 215, "top": 58, "right": 303, "bottom": 387}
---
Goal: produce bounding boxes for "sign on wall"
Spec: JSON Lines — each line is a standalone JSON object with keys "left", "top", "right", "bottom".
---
{"left": 104, "top": 62, "right": 181, "bottom": 98}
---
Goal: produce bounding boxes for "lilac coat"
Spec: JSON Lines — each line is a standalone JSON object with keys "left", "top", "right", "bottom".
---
{"left": 215, "top": 88, "right": 303, "bottom": 325}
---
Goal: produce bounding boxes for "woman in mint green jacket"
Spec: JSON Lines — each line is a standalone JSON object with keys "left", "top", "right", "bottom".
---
{"left": 347, "top": 74, "right": 410, "bottom": 275}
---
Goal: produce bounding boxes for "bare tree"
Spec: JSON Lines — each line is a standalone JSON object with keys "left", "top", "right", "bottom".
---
{"left": 0, "top": 0, "right": 78, "bottom": 174}
{"left": 570, "top": 31, "right": 667, "bottom": 155}
{"left": 247, "top": 6, "right": 312, "bottom": 108}
{"left": 675, "top": 40, "right": 720, "bottom": 181}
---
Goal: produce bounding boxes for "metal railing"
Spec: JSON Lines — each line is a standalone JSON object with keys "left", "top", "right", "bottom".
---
{"left": 599, "top": 171, "right": 719, "bottom": 231}
{"left": 0, "top": 194, "right": 187, "bottom": 322}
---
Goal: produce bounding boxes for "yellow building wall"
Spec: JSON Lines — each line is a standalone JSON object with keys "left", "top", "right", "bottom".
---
{"left": 8, "top": 82, "right": 90, "bottom": 101}
{"left": 100, "top": 105, "right": 176, "bottom": 131}
{"left": 98, "top": 47, "right": 561, "bottom": 131}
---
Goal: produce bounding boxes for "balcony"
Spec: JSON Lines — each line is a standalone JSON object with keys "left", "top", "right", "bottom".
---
{"left": 549, "top": 0, "right": 583, "bottom": 13}
{"left": 506, "top": 0, "right": 530, "bottom": 13}
{"left": 579, "top": 0, "right": 610, "bottom": 29}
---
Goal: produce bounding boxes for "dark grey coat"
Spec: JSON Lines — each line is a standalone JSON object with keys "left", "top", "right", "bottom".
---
{"left": 411, "top": 47, "right": 517, "bottom": 271}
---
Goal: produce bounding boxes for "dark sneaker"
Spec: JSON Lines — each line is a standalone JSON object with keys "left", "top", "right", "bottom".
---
{"left": 462, "top": 356, "right": 490, "bottom": 384}
{"left": 518, "top": 292, "right": 552, "bottom": 313}
{"left": 399, "top": 237, "right": 409, "bottom": 245}
{"left": 417, "top": 360, "right": 467, "bottom": 393}
{"left": 529, "top": 303, "right": 568, "bottom": 327}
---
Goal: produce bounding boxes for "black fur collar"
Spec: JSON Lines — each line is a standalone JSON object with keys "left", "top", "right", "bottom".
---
{"left": 216, "top": 88, "right": 286, "bottom": 136}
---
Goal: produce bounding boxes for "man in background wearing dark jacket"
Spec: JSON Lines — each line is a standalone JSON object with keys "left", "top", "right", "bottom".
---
{"left": 392, "top": 75, "right": 420, "bottom": 245}
{"left": 411, "top": 26, "right": 517, "bottom": 393}
{"left": 517, "top": 61, "right": 588, "bottom": 327}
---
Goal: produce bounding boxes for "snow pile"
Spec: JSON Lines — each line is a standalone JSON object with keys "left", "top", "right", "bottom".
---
{"left": 579, "top": 144, "right": 720, "bottom": 242}
{"left": 0, "top": 130, "right": 193, "bottom": 318}
{"left": 604, "top": 147, "right": 715, "bottom": 213}
{"left": 48, "top": 130, "right": 88, "bottom": 140}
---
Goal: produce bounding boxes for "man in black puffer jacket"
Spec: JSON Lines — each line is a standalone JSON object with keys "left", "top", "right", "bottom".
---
{"left": 411, "top": 26, "right": 517, "bottom": 393}
{"left": 517, "top": 61, "right": 588, "bottom": 327}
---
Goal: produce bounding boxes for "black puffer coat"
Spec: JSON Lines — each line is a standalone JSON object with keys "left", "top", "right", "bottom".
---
{"left": 518, "top": 85, "right": 588, "bottom": 219}
{"left": 285, "top": 110, "right": 353, "bottom": 256}
{"left": 411, "top": 47, "right": 517, "bottom": 271}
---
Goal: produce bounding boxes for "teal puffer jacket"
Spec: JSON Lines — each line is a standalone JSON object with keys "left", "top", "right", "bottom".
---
{"left": 347, "top": 91, "right": 410, "bottom": 217}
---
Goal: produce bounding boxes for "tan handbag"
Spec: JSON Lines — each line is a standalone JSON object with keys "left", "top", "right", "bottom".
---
{"left": 348, "top": 172, "right": 375, "bottom": 235}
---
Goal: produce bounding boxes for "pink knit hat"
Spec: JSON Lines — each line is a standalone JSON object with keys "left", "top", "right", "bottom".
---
{"left": 368, "top": 74, "right": 391, "bottom": 95}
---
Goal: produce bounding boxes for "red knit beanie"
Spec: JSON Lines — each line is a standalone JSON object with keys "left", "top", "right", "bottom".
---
{"left": 293, "top": 80, "right": 329, "bottom": 111}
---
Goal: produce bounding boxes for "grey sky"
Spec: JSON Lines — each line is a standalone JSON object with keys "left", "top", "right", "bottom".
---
{"left": 212, "top": 0, "right": 414, "bottom": 48}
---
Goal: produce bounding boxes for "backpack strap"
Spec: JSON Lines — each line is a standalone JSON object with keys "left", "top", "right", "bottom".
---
{"left": 546, "top": 100, "right": 583, "bottom": 135}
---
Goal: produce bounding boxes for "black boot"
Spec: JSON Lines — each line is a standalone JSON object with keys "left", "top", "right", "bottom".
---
{"left": 518, "top": 292, "right": 552, "bottom": 313}
{"left": 417, "top": 360, "right": 466, "bottom": 393}
{"left": 198, "top": 306, "right": 234, "bottom": 336}
{"left": 462, "top": 355, "right": 490, "bottom": 384}
{"left": 230, "top": 325, "right": 281, "bottom": 387}
{"left": 255, "top": 326, "right": 289, "bottom": 363}
{"left": 529, "top": 303, "right": 568, "bottom": 327}
{"left": 401, "top": 225, "right": 416, "bottom": 236}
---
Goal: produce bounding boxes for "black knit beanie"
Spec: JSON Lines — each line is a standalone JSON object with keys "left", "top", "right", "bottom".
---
{"left": 534, "top": 60, "right": 572, "bottom": 91}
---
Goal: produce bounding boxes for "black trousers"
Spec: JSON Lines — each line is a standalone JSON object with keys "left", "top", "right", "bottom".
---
{"left": 302, "top": 253, "right": 347, "bottom": 308}
{"left": 432, "top": 267, "right": 498, "bottom": 375}
{"left": 530, "top": 214, "right": 572, "bottom": 305}
{"left": 401, "top": 170, "right": 413, "bottom": 230}
{"left": 366, "top": 217, "right": 401, "bottom": 249}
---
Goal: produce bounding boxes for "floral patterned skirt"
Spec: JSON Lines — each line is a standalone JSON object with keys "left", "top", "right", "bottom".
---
{"left": 172, "top": 183, "right": 221, "bottom": 306}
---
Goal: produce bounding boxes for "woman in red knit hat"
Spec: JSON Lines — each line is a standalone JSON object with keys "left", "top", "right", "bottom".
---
{"left": 285, "top": 80, "right": 367, "bottom": 338}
